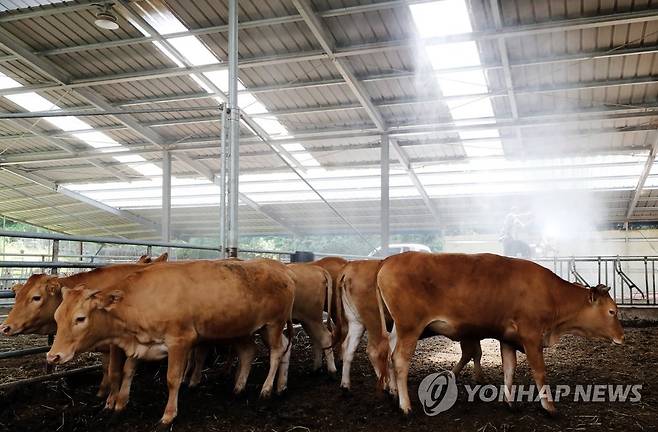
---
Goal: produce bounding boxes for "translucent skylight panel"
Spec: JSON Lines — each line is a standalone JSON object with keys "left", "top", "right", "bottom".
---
{"left": 0, "top": 73, "right": 21, "bottom": 89}
{"left": 463, "top": 140, "right": 504, "bottom": 157}
{"left": 446, "top": 98, "right": 494, "bottom": 119}
{"left": 168, "top": 36, "right": 219, "bottom": 66}
{"left": 134, "top": 0, "right": 187, "bottom": 35}
{"left": 73, "top": 131, "right": 122, "bottom": 149}
{"left": 425, "top": 42, "right": 481, "bottom": 70}
{"left": 459, "top": 129, "right": 500, "bottom": 140}
{"left": 133, "top": 163, "right": 163, "bottom": 176}
{"left": 6, "top": 92, "right": 59, "bottom": 112}
{"left": 47, "top": 116, "right": 92, "bottom": 132}
{"left": 204, "top": 70, "right": 246, "bottom": 93}
{"left": 114, "top": 155, "right": 147, "bottom": 163}
{"left": 255, "top": 117, "right": 289, "bottom": 137}
{"left": 436, "top": 70, "right": 489, "bottom": 96}
{"left": 239, "top": 92, "right": 268, "bottom": 114}
{"left": 409, "top": 0, "right": 472, "bottom": 38}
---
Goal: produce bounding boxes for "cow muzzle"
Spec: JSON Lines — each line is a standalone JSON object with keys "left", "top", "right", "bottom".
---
{"left": 612, "top": 335, "right": 624, "bottom": 345}
{"left": 46, "top": 351, "right": 72, "bottom": 365}
{"left": 0, "top": 324, "right": 15, "bottom": 336}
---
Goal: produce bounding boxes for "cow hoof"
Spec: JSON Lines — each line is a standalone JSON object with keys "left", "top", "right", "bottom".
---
{"left": 152, "top": 422, "right": 173, "bottom": 432}
{"left": 325, "top": 370, "right": 338, "bottom": 381}
{"left": 542, "top": 407, "right": 559, "bottom": 418}
{"left": 259, "top": 389, "right": 273, "bottom": 399}
{"left": 276, "top": 387, "right": 289, "bottom": 398}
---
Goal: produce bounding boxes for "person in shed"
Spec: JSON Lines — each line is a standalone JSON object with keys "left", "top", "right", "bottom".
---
{"left": 500, "top": 206, "right": 533, "bottom": 258}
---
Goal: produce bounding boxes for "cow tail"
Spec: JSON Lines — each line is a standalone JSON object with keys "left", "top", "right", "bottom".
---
{"left": 375, "top": 272, "right": 390, "bottom": 391}
{"left": 324, "top": 271, "right": 333, "bottom": 335}
{"left": 331, "top": 273, "right": 346, "bottom": 348}
{"left": 284, "top": 319, "right": 294, "bottom": 354}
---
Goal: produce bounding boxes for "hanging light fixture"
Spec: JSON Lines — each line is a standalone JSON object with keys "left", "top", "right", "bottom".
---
{"left": 93, "top": 3, "right": 120, "bottom": 30}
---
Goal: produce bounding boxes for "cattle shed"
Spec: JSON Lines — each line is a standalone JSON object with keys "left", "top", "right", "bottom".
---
{"left": 0, "top": 1, "right": 657, "bottom": 431}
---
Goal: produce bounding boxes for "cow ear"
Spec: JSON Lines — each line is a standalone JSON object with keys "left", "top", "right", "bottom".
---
{"left": 45, "top": 278, "right": 62, "bottom": 296}
{"left": 153, "top": 252, "right": 168, "bottom": 262}
{"left": 99, "top": 290, "right": 124, "bottom": 311}
{"left": 590, "top": 284, "right": 611, "bottom": 302}
{"left": 11, "top": 283, "right": 24, "bottom": 293}
{"left": 61, "top": 283, "right": 84, "bottom": 299}
{"left": 137, "top": 254, "right": 151, "bottom": 264}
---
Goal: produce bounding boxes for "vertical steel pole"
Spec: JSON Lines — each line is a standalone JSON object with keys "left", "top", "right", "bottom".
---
{"left": 219, "top": 104, "right": 228, "bottom": 258}
{"left": 380, "top": 133, "right": 390, "bottom": 255}
{"left": 162, "top": 150, "right": 171, "bottom": 243}
{"left": 227, "top": 0, "right": 240, "bottom": 258}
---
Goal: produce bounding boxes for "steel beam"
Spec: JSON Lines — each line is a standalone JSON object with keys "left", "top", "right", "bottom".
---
{"left": 626, "top": 134, "right": 658, "bottom": 222}
{"left": 381, "top": 133, "right": 390, "bottom": 253}
{"left": 390, "top": 139, "right": 441, "bottom": 223}
{"left": 2, "top": 167, "right": 161, "bottom": 234}
{"left": 0, "top": 4, "right": 655, "bottom": 66}
{"left": 162, "top": 151, "right": 171, "bottom": 242}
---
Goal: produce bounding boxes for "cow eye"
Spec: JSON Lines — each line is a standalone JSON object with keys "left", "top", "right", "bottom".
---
{"left": 75, "top": 316, "right": 86, "bottom": 324}
{"left": 609, "top": 309, "right": 616, "bottom": 316}
{"left": 32, "top": 295, "right": 41, "bottom": 302}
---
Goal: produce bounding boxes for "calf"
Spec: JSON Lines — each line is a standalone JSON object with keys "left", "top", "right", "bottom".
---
{"left": 338, "top": 260, "right": 483, "bottom": 391}
{"left": 48, "top": 259, "right": 294, "bottom": 427}
{"left": 287, "top": 263, "right": 336, "bottom": 374}
{"left": 378, "top": 252, "right": 624, "bottom": 415}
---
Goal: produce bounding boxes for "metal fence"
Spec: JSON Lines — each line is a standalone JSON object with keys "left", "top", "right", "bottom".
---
{"left": 535, "top": 256, "right": 658, "bottom": 306}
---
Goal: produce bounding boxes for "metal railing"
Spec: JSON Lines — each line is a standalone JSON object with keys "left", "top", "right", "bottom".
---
{"left": 0, "top": 231, "right": 296, "bottom": 381}
{"left": 535, "top": 256, "right": 658, "bottom": 306}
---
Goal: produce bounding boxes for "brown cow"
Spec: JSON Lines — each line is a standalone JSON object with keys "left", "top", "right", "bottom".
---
{"left": 310, "top": 256, "right": 348, "bottom": 352}
{"left": 287, "top": 263, "right": 336, "bottom": 374}
{"left": 47, "top": 259, "right": 295, "bottom": 427}
{"left": 0, "top": 253, "right": 168, "bottom": 398}
{"left": 378, "top": 252, "right": 624, "bottom": 415}
{"left": 338, "top": 259, "right": 483, "bottom": 391}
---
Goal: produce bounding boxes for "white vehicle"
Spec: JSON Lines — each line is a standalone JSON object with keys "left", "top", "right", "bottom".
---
{"left": 367, "top": 243, "right": 432, "bottom": 257}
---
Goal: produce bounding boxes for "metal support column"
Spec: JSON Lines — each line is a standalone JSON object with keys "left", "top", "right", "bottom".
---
{"left": 219, "top": 104, "right": 228, "bottom": 258}
{"left": 227, "top": 0, "right": 240, "bottom": 258}
{"left": 380, "top": 133, "right": 390, "bottom": 255}
{"left": 162, "top": 150, "right": 171, "bottom": 243}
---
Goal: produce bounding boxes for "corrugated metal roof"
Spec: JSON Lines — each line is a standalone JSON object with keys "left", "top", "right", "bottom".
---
{"left": 1, "top": 0, "right": 658, "bottom": 240}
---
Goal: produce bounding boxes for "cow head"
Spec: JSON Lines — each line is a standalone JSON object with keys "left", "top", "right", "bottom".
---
{"left": 1, "top": 274, "right": 63, "bottom": 336}
{"left": 573, "top": 283, "right": 624, "bottom": 345}
{"left": 47, "top": 284, "right": 123, "bottom": 365}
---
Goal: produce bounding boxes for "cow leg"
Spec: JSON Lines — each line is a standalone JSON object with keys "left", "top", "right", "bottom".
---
{"left": 259, "top": 323, "right": 286, "bottom": 399}
{"left": 500, "top": 342, "right": 517, "bottom": 409}
{"left": 113, "top": 357, "right": 138, "bottom": 411}
{"left": 453, "top": 340, "right": 484, "bottom": 383}
{"left": 386, "top": 325, "right": 398, "bottom": 396}
{"left": 104, "top": 346, "right": 126, "bottom": 410}
{"left": 392, "top": 327, "right": 421, "bottom": 415}
{"left": 304, "top": 321, "right": 336, "bottom": 375}
{"left": 366, "top": 331, "right": 390, "bottom": 392}
{"left": 302, "top": 322, "right": 323, "bottom": 372}
{"left": 160, "top": 342, "right": 192, "bottom": 426}
{"left": 339, "top": 321, "right": 365, "bottom": 390}
{"left": 233, "top": 338, "right": 257, "bottom": 395}
{"left": 97, "top": 352, "right": 111, "bottom": 398}
{"left": 522, "top": 339, "right": 556, "bottom": 416}
{"left": 187, "top": 345, "right": 209, "bottom": 388}
{"left": 276, "top": 332, "right": 291, "bottom": 394}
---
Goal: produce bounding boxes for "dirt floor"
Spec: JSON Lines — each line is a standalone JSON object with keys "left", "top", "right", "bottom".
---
{"left": 0, "top": 327, "right": 656, "bottom": 432}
